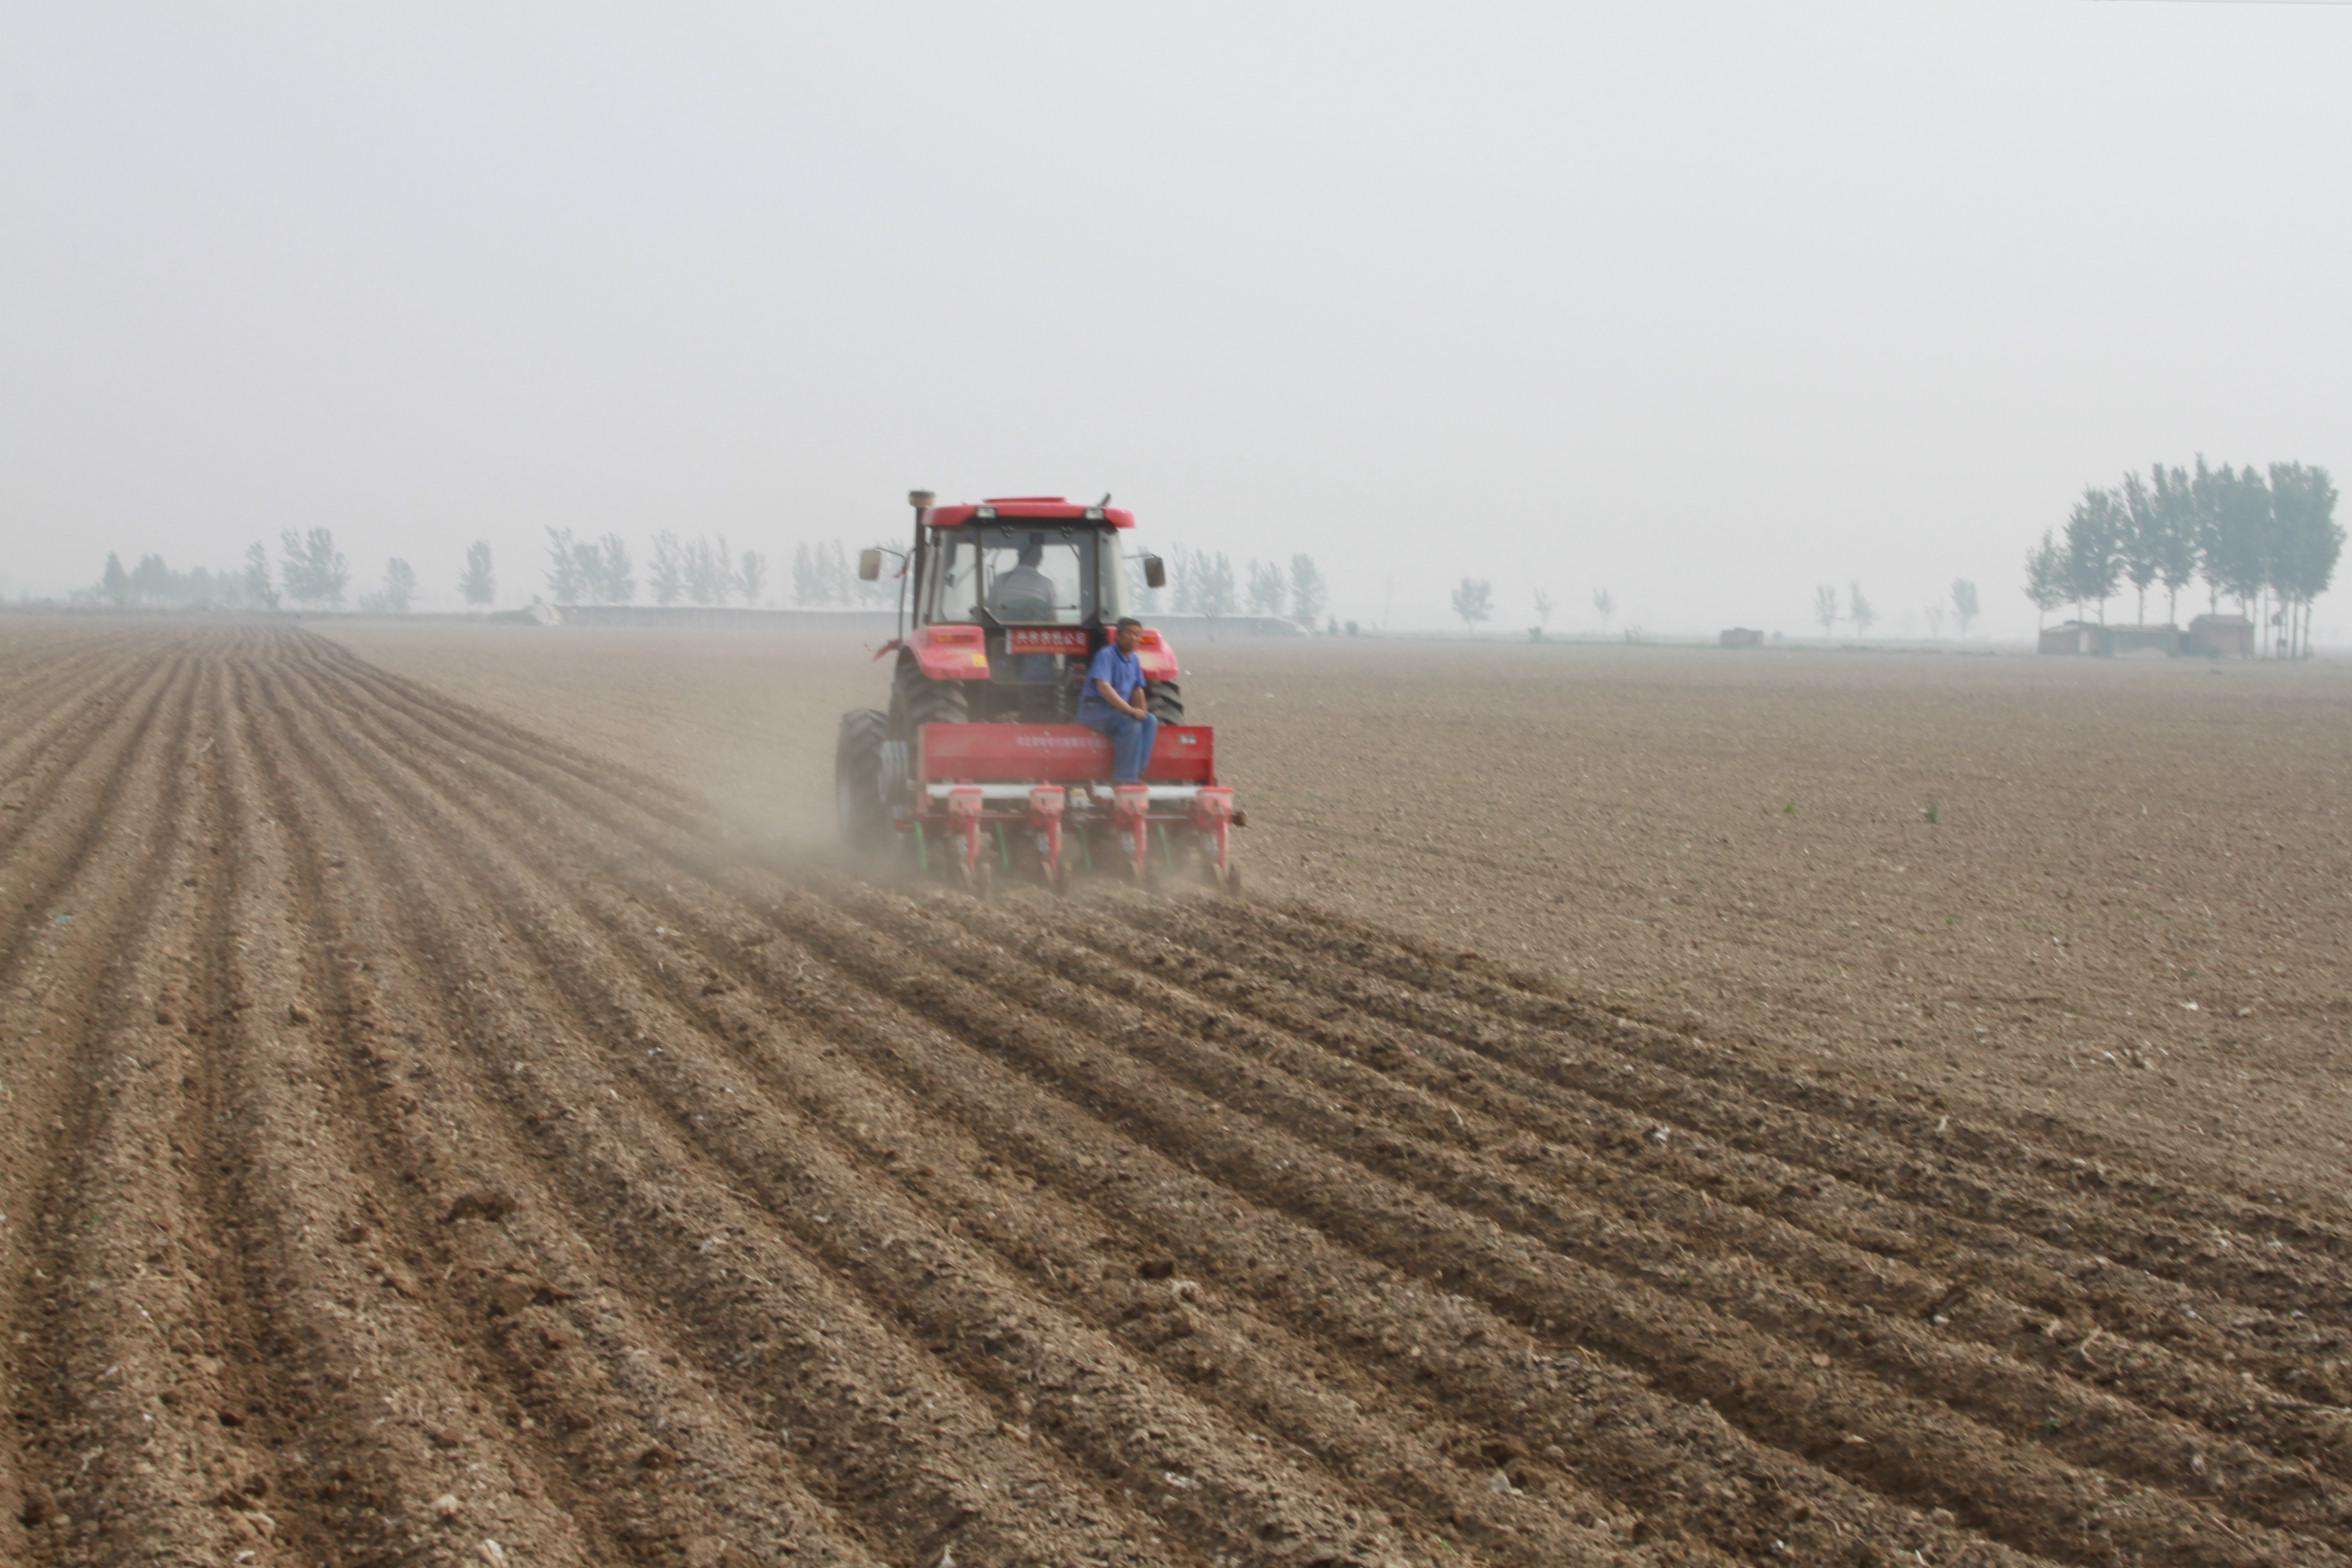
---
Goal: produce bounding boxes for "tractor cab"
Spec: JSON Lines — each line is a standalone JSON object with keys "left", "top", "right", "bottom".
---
{"left": 861, "top": 495, "right": 1176, "bottom": 728}
{"left": 926, "top": 517, "right": 1107, "bottom": 629}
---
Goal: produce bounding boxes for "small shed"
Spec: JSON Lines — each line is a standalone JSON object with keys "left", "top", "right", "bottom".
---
{"left": 2186, "top": 612, "right": 2252, "bottom": 659}
{"left": 2038, "top": 620, "right": 2104, "bottom": 656}
{"left": 1718, "top": 626, "right": 1764, "bottom": 649}
{"left": 2106, "top": 624, "right": 2181, "bottom": 658}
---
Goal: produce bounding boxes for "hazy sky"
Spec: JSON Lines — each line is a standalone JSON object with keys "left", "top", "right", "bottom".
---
{"left": 6, "top": 3, "right": 2348, "bottom": 635}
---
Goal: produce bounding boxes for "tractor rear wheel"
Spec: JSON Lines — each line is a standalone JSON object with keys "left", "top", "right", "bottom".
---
{"left": 834, "top": 708, "right": 889, "bottom": 855}
{"left": 1146, "top": 680, "right": 1184, "bottom": 723}
{"left": 891, "top": 657, "right": 970, "bottom": 738}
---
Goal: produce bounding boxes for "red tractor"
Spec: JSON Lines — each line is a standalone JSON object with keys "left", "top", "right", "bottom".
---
{"left": 834, "top": 491, "right": 1241, "bottom": 893}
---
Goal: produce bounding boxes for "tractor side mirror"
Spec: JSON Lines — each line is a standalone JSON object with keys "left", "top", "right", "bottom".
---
{"left": 857, "top": 547, "right": 883, "bottom": 582}
{"left": 1142, "top": 553, "right": 1167, "bottom": 590}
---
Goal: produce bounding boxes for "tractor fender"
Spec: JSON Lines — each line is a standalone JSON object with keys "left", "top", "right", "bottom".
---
{"left": 905, "top": 624, "right": 992, "bottom": 680}
{"left": 1134, "top": 627, "right": 1180, "bottom": 682}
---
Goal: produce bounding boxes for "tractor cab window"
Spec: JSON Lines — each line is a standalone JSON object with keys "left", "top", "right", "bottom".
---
{"left": 933, "top": 526, "right": 1096, "bottom": 625}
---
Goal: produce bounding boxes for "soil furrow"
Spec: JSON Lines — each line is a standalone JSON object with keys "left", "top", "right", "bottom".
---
{"left": 235, "top": 658, "right": 877, "bottom": 1567}
{"left": 780, "top": 880, "right": 2335, "bottom": 1568}
{"left": 306, "top": 627, "right": 2352, "bottom": 1368}
{"left": 1258, "top": 902, "right": 2352, "bottom": 1282}
{"left": 230, "top": 660, "right": 635, "bottom": 1565}
{"left": 294, "top": 647, "right": 2037, "bottom": 1566}
{"left": 1003, "top": 897, "right": 2352, "bottom": 1529}
{"left": 1154, "top": 901, "right": 2352, "bottom": 1388}
{"left": 0, "top": 654, "right": 203, "bottom": 1562}
{"left": 287, "top": 631, "right": 2352, "bottom": 1564}
{"left": 294, "top": 634, "right": 2116, "bottom": 1560}
{"left": 0, "top": 651, "right": 185, "bottom": 918}
{"left": 0, "top": 644, "right": 140, "bottom": 783}
{"left": 258, "top": 653, "right": 1186, "bottom": 1568}
{"left": 15, "top": 622, "right": 2338, "bottom": 1568}
{"left": 288, "top": 651, "right": 1674, "bottom": 1568}
{"left": 303, "top": 636, "right": 709, "bottom": 825}
{"left": 1068, "top": 901, "right": 2352, "bottom": 1475}
{"left": 664, "top": 879, "right": 2049, "bottom": 1567}
{"left": 8, "top": 658, "right": 262, "bottom": 1563}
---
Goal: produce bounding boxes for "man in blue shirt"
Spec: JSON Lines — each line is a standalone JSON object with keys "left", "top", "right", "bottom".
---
{"left": 1078, "top": 616, "right": 1158, "bottom": 782}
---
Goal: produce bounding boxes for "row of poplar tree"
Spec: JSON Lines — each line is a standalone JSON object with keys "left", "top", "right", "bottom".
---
{"left": 2025, "top": 459, "right": 2341, "bottom": 656}
{"left": 94, "top": 530, "right": 427, "bottom": 613}
{"left": 1162, "top": 546, "right": 1329, "bottom": 627}
{"left": 91, "top": 526, "right": 1337, "bottom": 624}
{"left": 542, "top": 528, "right": 779, "bottom": 606}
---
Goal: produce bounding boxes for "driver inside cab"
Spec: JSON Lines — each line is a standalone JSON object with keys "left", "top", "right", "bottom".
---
{"left": 987, "top": 534, "right": 1055, "bottom": 622}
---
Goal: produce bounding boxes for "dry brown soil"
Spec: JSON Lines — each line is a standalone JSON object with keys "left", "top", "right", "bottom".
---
{"left": 2, "top": 616, "right": 2348, "bottom": 1568}
{"left": 335, "top": 621, "right": 2352, "bottom": 1193}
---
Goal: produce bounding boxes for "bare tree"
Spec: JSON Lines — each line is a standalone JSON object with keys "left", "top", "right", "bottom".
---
{"left": 1847, "top": 581, "right": 1875, "bottom": 639}
{"left": 1245, "top": 559, "right": 1286, "bottom": 618}
{"left": 1452, "top": 578, "right": 1494, "bottom": 631}
{"left": 683, "top": 535, "right": 722, "bottom": 604}
{"left": 1199, "top": 552, "right": 1239, "bottom": 619}
{"left": 598, "top": 534, "right": 635, "bottom": 604}
{"left": 817, "top": 540, "right": 853, "bottom": 604}
{"left": 2151, "top": 465, "right": 2195, "bottom": 627}
{"left": 1948, "top": 577, "right": 1978, "bottom": 638}
{"left": 1813, "top": 583, "right": 1839, "bottom": 638}
{"left": 2023, "top": 531, "right": 2064, "bottom": 630}
{"left": 2063, "top": 485, "right": 2125, "bottom": 623}
{"left": 1531, "top": 588, "right": 1553, "bottom": 633}
{"left": 1287, "top": 554, "right": 1327, "bottom": 628}
{"left": 713, "top": 533, "right": 737, "bottom": 605}
{"left": 279, "top": 526, "right": 346, "bottom": 608}
{"left": 459, "top": 540, "right": 493, "bottom": 607}
{"left": 569, "top": 537, "right": 603, "bottom": 602}
{"left": 2119, "top": 470, "right": 2162, "bottom": 625}
{"left": 1591, "top": 586, "right": 1615, "bottom": 632}
{"left": 1166, "top": 545, "right": 1199, "bottom": 614}
{"left": 546, "top": 526, "right": 585, "bottom": 603}
{"left": 739, "top": 548, "right": 768, "bottom": 604}
{"left": 649, "top": 531, "right": 685, "bottom": 605}
{"left": 309, "top": 528, "right": 348, "bottom": 608}
{"left": 244, "top": 542, "right": 278, "bottom": 610}
{"left": 1924, "top": 601, "right": 1947, "bottom": 639}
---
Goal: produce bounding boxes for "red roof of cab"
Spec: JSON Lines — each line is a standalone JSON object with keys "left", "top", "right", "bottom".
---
{"left": 926, "top": 497, "right": 1136, "bottom": 529}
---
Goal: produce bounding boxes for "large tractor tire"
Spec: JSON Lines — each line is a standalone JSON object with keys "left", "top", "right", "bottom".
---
{"left": 1146, "top": 680, "right": 1184, "bottom": 723}
{"left": 834, "top": 708, "right": 890, "bottom": 854}
{"left": 890, "top": 656, "right": 970, "bottom": 738}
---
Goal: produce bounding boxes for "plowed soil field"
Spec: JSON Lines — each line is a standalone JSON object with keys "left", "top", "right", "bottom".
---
{"left": 4, "top": 620, "right": 2350, "bottom": 1568}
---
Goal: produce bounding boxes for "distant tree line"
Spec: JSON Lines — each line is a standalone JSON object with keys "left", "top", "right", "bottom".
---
{"left": 1169, "top": 547, "right": 1236, "bottom": 618}
{"left": 1444, "top": 579, "right": 1628, "bottom": 637}
{"left": 82, "top": 531, "right": 406, "bottom": 613}
{"left": 1163, "top": 547, "right": 1326, "bottom": 628}
{"left": 2024, "top": 459, "right": 2341, "bottom": 656}
{"left": 543, "top": 528, "right": 781, "bottom": 609}
{"left": 1803, "top": 578, "right": 1980, "bottom": 642}
{"left": 86, "top": 546, "right": 281, "bottom": 611}
{"left": 789, "top": 541, "right": 887, "bottom": 608}
{"left": 70, "top": 523, "right": 1342, "bottom": 628}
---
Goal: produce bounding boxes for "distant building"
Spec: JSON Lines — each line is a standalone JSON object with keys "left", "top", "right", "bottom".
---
{"left": 2186, "top": 612, "right": 2253, "bottom": 659}
{"left": 2038, "top": 621, "right": 2184, "bottom": 658}
{"left": 2039, "top": 620, "right": 2105, "bottom": 656}
{"left": 2106, "top": 624, "right": 2180, "bottom": 658}
{"left": 1717, "top": 626, "right": 1764, "bottom": 649}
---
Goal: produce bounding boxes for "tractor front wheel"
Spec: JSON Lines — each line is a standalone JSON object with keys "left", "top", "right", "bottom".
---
{"left": 1146, "top": 680, "right": 1184, "bottom": 723}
